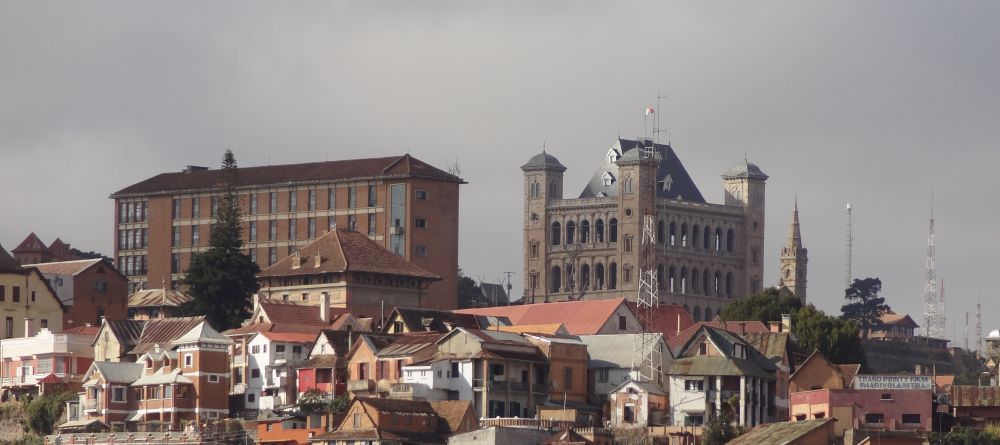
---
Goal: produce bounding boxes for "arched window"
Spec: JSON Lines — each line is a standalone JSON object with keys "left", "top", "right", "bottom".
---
{"left": 680, "top": 267, "right": 688, "bottom": 294}
{"left": 595, "top": 219, "right": 605, "bottom": 243}
{"left": 726, "top": 272, "right": 734, "bottom": 298}
{"left": 681, "top": 223, "right": 688, "bottom": 247}
{"left": 691, "top": 268, "right": 699, "bottom": 292}
{"left": 703, "top": 272, "right": 710, "bottom": 297}
{"left": 693, "top": 306, "right": 702, "bottom": 322}
{"left": 703, "top": 226, "right": 711, "bottom": 250}
{"left": 551, "top": 222, "right": 561, "bottom": 246}
{"left": 715, "top": 228, "right": 723, "bottom": 251}
{"left": 727, "top": 229, "right": 735, "bottom": 252}
{"left": 531, "top": 182, "right": 540, "bottom": 198}
{"left": 668, "top": 266, "right": 677, "bottom": 292}
{"left": 581, "top": 264, "right": 591, "bottom": 290}
{"left": 595, "top": 263, "right": 605, "bottom": 290}
{"left": 608, "top": 263, "right": 618, "bottom": 290}
{"left": 609, "top": 218, "right": 618, "bottom": 243}
{"left": 551, "top": 266, "right": 562, "bottom": 293}
{"left": 714, "top": 271, "right": 722, "bottom": 297}
{"left": 704, "top": 307, "right": 713, "bottom": 322}
{"left": 669, "top": 222, "right": 677, "bottom": 246}
{"left": 566, "top": 221, "right": 576, "bottom": 244}
{"left": 656, "top": 264, "right": 665, "bottom": 289}
{"left": 580, "top": 220, "right": 590, "bottom": 243}
{"left": 657, "top": 221, "right": 665, "bottom": 244}
{"left": 692, "top": 224, "right": 700, "bottom": 249}
{"left": 548, "top": 181, "right": 556, "bottom": 196}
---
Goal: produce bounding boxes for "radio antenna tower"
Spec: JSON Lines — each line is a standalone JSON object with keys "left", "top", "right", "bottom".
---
{"left": 923, "top": 193, "right": 939, "bottom": 338}
{"left": 844, "top": 203, "right": 853, "bottom": 291}
{"left": 631, "top": 110, "right": 662, "bottom": 383}
{"left": 965, "top": 310, "right": 970, "bottom": 351}
{"left": 937, "top": 276, "right": 947, "bottom": 340}
{"left": 977, "top": 289, "right": 983, "bottom": 353}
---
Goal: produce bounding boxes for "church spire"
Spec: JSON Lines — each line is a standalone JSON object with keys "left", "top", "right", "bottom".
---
{"left": 786, "top": 196, "right": 802, "bottom": 250}
{"left": 779, "top": 199, "right": 808, "bottom": 302}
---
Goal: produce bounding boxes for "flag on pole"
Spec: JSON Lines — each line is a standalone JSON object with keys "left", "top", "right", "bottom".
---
{"left": 646, "top": 107, "right": 655, "bottom": 115}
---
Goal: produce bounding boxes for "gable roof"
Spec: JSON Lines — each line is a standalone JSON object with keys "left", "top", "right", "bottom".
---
{"left": 669, "top": 326, "right": 775, "bottom": 379}
{"left": 377, "top": 332, "right": 444, "bottom": 358}
{"left": 24, "top": 259, "right": 104, "bottom": 277}
{"left": 174, "top": 321, "right": 232, "bottom": 346}
{"left": 727, "top": 419, "right": 832, "bottom": 445}
{"left": 258, "top": 229, "right": 440, "bottom": 280}
{"left": 131, "top": 316, "right": 207, "bottom": 355}
{"left": 579, "top": 139, "right": 705, "bottom": 202}
{"left": 454, "top": 298, "right": 633, "bottom": 335}
{"left": 740, "top": 332, "right": 793, "bottom": 369}
{"left": 358, "top": 396, "right": 438, "bottom": 415}
{"left": 12, "top": 232, "right": 49, "bottom": 254}
{"left": 878, "top": 311, "right": 920, "bottom": 328}
{"left": 625, "top": 303, "right": 694, "bottom": 340}
{"left": 789, "top": 350, "right": 860, "bottom": 387}
{"left": 297, "top": 330, "right": 365, "bottom": 369}
{"left": 88, "top": 361, "right": 144, "bottom": 384}
{"left": 111, "top": 154, "right": 464, "bottom": 198}
{"left": 427, "top": 400, "right": 474, "bottom": 434}
{"left": 668, "top": 320, "right": 770, "bottom": 351}
{"left": 386, "top": 307, "right": 502, "bottom": 333}
{"left": 347, "top": 333, "right": 399, "bottom": 359}
{"left": 610, "top": 379, "right": 667, "bottom": 396}
{"left": 96, "top": 320, "right": 147, "bottom": 348}
{"left": 0, "top": 244, "right": 24, "bottom": 273}
{"left": 128, "top": 289, "right": 192, "bottom": 308}
{"left": 259, "top": 299, "right": 340, "bottom": 326}
{"left": 497, "top": 324, "right": 568, "bottom": 335}
{"left": 436, "top": 328, "right": 547, "bottom": 363}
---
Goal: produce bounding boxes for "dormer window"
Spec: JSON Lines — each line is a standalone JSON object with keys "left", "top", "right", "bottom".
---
{"left": 607, "top": 148, "right": 620, "bottom": 164}
{"left": 145, "top": 358, "right": 152, "bottom": 369}
{"left": 602, "top": 172, "right": 615, "bottom": 187}
{"left": 663, "top": 174, "right": 673, "bottom": 192}
{"left": 733, "top": 344, "right": 745, "bottom": 358}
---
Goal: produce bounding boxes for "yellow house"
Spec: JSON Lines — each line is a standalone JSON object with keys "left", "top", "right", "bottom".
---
{"left": 0, "top": 244, "right": 65, "bottom": 339}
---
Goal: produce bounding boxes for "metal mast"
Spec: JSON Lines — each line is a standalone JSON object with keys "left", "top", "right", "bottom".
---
{"left": 632, "top": 102, "right": 663, "bottom": 384}
{"left": 977, "top": 288, "right": 983, "bottom": 353}
{"left": 923, "top": 195, "right": 939, "bottom": 338}
{"left": 965, "top": 311, "right": 970, "bottom": 351}
{"left": 937, "top": 277, "right": 947, "bottom": 340}
{"left": 844, "top": 203, "right": 853, "bottom": 291}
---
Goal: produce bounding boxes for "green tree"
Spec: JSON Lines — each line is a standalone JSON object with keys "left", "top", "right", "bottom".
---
{"left": 719, "top": 287, "right": 803, "bottom": 323}
{"left": 23, "top": 392, "right": 75, "bottom": 436}
{"left": 930, "top": 426, "right": 1000, "bottom": 445}
{"left": 841, "top": 277, "right": 889, "bottom": 338}
{"left": 457, "top": 268, "right": 482, "bottom": 309}
{"left": 796, "top": 304, "right": 867, "bottom": 368}
{"left": 702, "top": 396, "right": 743, "bottom": 445}
{"left": 176, "top": 150, "right": 260, "bottom": 331}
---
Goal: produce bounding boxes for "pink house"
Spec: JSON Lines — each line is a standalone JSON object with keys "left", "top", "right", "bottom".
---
{"left": 790, "top": 386, "right": 931, "bottom": 436}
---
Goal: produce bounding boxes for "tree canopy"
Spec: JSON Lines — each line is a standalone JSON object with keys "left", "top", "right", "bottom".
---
{"left": 457, "top": 268, "right": 482, "bottom": 309}
{"left": 719, "top": 287, "right": 803, "bottom": 323}
{"left": 841, "top": 277, "right": 890, "bottom": 338}
{"left": 176, "top": 150, "right": 260, "bottom": 331}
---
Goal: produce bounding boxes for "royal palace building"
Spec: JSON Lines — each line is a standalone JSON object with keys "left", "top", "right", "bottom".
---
{"left": 521, "top": 138, "right": 769, "bottom": 321}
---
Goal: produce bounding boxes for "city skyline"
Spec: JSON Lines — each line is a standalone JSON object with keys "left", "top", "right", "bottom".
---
{"left": 3, "top": 1, "right": 999, "bottom": 343}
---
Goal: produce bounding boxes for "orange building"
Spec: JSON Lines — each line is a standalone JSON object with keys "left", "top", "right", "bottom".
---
{"left": 345, "top": 334, "right": 400, "bottom": 397}
{"left": 109, "top": 155, "right": 464, "bottom": 310}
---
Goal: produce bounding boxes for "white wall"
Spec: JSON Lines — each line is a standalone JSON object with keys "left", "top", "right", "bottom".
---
{"left": 668, "top": 375, "right": 709, "bottom": 426}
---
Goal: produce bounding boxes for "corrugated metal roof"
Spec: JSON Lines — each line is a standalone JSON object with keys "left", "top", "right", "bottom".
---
{"left": 131, "top": 368, "right": 193, "bottom": 386}
{"left": 377, "top": 333, "right": 443, "bottom": 358}
{"left": 105, "top": 320, "right": 146, "bottom": 347}
{"left": 130, "top": 316, "right": 206, "bottom": 355}
{"left": 727, "top": 419, "right": 832, "bottom": 445}
{"left": 127, "top": 289, "right": 192, "bottom": 308}
{"left": 24, "top": 259, "right": 103, "bottom": 276}
{"left": 91, "top": 362, "right": 144, "bottom": 384}
{"left": 580, "top": 334, "right": 669, "bottom": 368}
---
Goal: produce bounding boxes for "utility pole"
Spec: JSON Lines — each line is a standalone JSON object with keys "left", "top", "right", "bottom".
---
{"left": 923, "top": 194, "right": 939, "bottom": 338}
{"left": 844, "top": 202, "right": 853, "bottom": 292}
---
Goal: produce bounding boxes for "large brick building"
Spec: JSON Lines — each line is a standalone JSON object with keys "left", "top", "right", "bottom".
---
{"left": 25, "top": 259, "right": 129, "bottom": 330}
{"left": 110, "top": 154, "right": 464, "bottom": 310}
{"left": 521, "top": 138, "right": 769, "bottom": 320}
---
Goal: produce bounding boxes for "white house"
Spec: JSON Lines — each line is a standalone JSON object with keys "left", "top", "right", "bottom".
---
{"left": 398, "top": 358, "right": 476, "bottom": 402}
{"left": 0, "top": 326, "right": 96, "bottom": 398}
{"left": 245, "top": 331, "right": 314, "bottom": 412}
{"left": 578, "top": 334, "right": 672, "bottom": 404}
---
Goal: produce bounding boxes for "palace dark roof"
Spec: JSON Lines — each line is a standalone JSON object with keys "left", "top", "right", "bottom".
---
{"left": 521, "top": 152, "right": 567, "bottom": 171}
{"left": 579, "top": 139, "right": 705, "bottom": 202}
{"left": 111, "top": 154, "right": 464, "bottom": 197}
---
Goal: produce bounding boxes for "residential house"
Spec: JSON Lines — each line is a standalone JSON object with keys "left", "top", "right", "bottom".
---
{"left": 93, "top": 319, "right": 147, "bottom": 362}
{"left": 788, "top": 351, "right": 858, "bottom": 394}
{"left": 64, "top": 319, "right": 232, "bottom": 432}
{"left": 578, "top": 334, "right": 672, "bottom": 405}
{"left": 256, "top": 413, "right": 328, "bottom": 445}
{"left": 950, "top": 385, "right": 1000, "bottom": 426}
{"left": 447, "top": 426, "right": 556, "bottom": 445}
{"left": 667, "top": 320, "right": 771, "bottom": 353}
{"left": 345, "top": 333, "right": 402, "bottom": 397}
{"left": 226, "top": 297, "right": 364, "bottom": 414}
{"left": 727, "top": 418, "right": 834, "bottom": 445}
{"left": 0, "top": 325, "right": 97, "bottom": 399}
{"left": 296, "top": 330, "right": 364, "bottom": 400}
{"left": 244, "top": 331, "right": 316, "bottom": 413}
{"left": 126, "top": 288, "right": 192, "bottom": 320}
{"left": 608, "top": 380, "right": 668, "bottom": 427}
{"left": 0, "top": 244, "right": 66, "bottom": 338}
{"left": 868, "top": 311, "right": 919, "bottom": 341}
{"left": 454, "top": 298, "right": 642, "bottom": 336}
{"left": 26, "top": 259, "right": 129, "bottom": 330}
{"left": 741, "top": 331, "right": 802, "bottom": 421}
{"left": 402, "top": 328, "right": 550, "bottom": 419}
{"left": 522, "top": 333, "right": 589, "bottom": 404}
{"left": 378, "top": 333, "right": 448, "bottom": 400}
{"left": 668, "top": 326, "right": 775, "bottom": 428}
{"left": 428, "top": 400, "right": 478, "bottom": 436}
{"left": 256, "top": 229, "right": 442, "bottom": 319}
{"left": 310, "top": 397, "right": 447, "bottom": 445}
{"left": 380, "top": 307, "right": 507, "bottom": 334}
{"left": 625, "top": 302, "right": 695, "bottom": 341}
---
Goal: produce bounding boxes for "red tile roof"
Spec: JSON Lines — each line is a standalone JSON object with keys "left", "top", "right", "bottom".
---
{"left": 626, "top": 302, "right": 695, "bottom": 340}
{"left": 62, "top": 326, "right": 100, "bottom": 337}
{"left": 257, "top": 229, "right": 440, "bottom": 280}
{"left": 454, "top": 298, "right": 633, "bottom": 335}
{"left": 668, "top": 320, "right": 770, "bottom": 351}
{"left": 112, "top": 154, "right": 464, "bottom": 197}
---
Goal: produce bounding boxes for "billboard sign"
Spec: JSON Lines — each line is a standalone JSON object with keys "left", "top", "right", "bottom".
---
{"left": 853, "top": 375, "right": 933, "bottom": 390}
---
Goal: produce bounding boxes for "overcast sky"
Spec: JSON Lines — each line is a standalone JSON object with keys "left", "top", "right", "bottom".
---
{"left": 3, "top": 1, "right": 998, "bottom": 345}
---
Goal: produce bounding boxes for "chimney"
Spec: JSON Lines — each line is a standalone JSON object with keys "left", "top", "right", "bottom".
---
{"left": 314, "top": 255, "right": 323, "bottom": 268}
{"left": 320, "top": 292, "right": 330, "bottom": 323}
{"left": 23, "top": 318, "right": 33, "bottom": 338}
{"left": 915, "top": 365, "right": 923, "bottom": 376}
{"left": 291, "top": 253, "right": 302, "bottom": 269}
{"left": 781, "top": 314, "right": 792, "bottom": 333}
{"left": 769, "top": 322, "right": 781, "bottom": 333}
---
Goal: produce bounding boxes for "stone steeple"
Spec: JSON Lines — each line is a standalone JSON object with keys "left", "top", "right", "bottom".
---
{"left": 779, "top": 199, "right": 808, "bottom": 301}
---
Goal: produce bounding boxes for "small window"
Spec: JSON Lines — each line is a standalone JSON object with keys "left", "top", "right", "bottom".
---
{"left": 112, "top": 387, "right": 127, "bottom": 402}
{"left": 902, "top": 413, "right": 920, "bottom": 425}
{"left": 415, "top": 190, "right": 428, "bottom": 200}
{"left": 598, "top": 369, "right": 609, "bottom": 383}
{"left": 880, "top": 393, "right": 892, "bottom": 401}
{"left": 415, "top": 245, "right": 428, "bottom": 257}
{"left": 209, "top": 375, "right": 220, "bottom": 383}
{"left": 184, "top": 354, "right": 193, "bottom": 368}
{"left": 247, "top": 393, "right": 255, "bottom": 403}
{"left": 865, "top": 413, "right": 884, "bottom": 424}
{"left": 415, "top": 218, "right": 428, "bottom": 229}
{"left": 618, "top": 315, "right": 627, "bottom": 330}
{"left": 814, "top": 412, "right": 826, "bottom": 419}
{"left": 685, "top": 380, "right": 704, "bottom": 391}
{"left": 699, "top": 343, "right": 708, "bottom": 355}
{"left": 251, "top": 368, "right": 260, "bottom": 379}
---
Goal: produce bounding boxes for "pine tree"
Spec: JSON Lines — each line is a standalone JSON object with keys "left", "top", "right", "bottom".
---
{"left": 841, "top": 277, "right": 889, "bottom": 338}
{"left": 177, "top": 150, "right": 260, "bottom": 331}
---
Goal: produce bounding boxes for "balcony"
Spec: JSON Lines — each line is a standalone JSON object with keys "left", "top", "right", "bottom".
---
{"left": 231, "top": 383, "right": 247, "bottom": 395}
{"left": 232, "top": 356, "right": 245, "bottom": 367}
{"left": 348, "top": 379, "right": 374, "bottom": 393}
{"left": 264, "top": 376, "right": 287, "bottom": 389}
{"left": 83, "top": 400, "right": 98, "bottom": 412}
{"left": 390, "top": 383, "right": 415, "bottom": 397}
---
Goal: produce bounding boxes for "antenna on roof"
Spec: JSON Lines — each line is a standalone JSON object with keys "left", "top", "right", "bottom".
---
{"left": 446, "top": 158, "right": 461, "bottom": 177}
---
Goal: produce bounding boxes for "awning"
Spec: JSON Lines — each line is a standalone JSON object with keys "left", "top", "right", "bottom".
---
{"left": 126, "top": 412, "right": 144, "bottom": 422}
{"left": 57, "top": 419, "right": 107, "bottom": 430}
